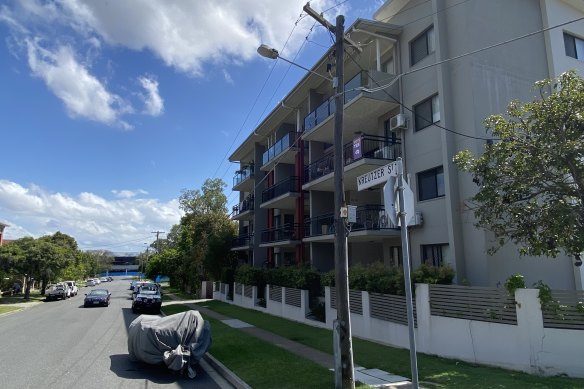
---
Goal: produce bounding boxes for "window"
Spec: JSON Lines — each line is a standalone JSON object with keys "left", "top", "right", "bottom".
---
{"left": 421, "top": 244, "right": 448, "bottom": 267}
{"left": 410, "top": 26, "right": 435, "bottom": 66}
{"left": 382, "top": 57, "right": 394, "bottom": 74}
{"left": 564, "top": 32, "right": 584, "bottom": 60}
{"left": 414, "top": 95, "right": 440, "bottom": 131}
{"left": 417, "top": 166, "right": 445, "bottom": 201}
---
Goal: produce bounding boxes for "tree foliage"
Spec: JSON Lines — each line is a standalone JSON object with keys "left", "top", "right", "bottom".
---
{"left": 454, "top": 71, "right": 584, "bottom": 259}
{"left": 146, "top": 178, "right": 237, "bottom": 293}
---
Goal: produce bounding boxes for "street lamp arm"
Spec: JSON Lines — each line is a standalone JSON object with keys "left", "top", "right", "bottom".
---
{"left": 257, "top": 44, "right": 333, "bottom": 82}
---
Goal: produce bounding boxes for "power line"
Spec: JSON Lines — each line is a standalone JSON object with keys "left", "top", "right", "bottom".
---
{"left": 342, "top": 14, "right": 584, "bottom": 141}
{"left": 211, "top": 11, "right": 306, "bottom": 179}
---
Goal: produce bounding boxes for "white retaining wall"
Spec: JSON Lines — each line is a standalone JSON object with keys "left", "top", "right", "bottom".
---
{"left": 210, "top": 282, "right": 584, "bottom": 377}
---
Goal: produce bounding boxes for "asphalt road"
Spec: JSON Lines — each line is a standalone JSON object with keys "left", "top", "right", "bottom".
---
{"left": 0, "top": 278, "right": 225, "bottom": 389}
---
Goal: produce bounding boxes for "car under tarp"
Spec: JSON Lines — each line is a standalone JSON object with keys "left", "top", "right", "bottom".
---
{"left": 127, "top": 310, "right": 212, "bottom": 378}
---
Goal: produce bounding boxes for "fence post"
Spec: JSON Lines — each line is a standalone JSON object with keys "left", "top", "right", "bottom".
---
{"left": 415, "top": 284, "right": 431, "bottom": 353}
{"left": 515, "top": 288, "right": 544, "bottom": 374}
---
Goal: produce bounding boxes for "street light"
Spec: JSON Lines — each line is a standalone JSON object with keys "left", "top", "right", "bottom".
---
{"left": 257, "top": 44, "right": 333, "bottom": 81}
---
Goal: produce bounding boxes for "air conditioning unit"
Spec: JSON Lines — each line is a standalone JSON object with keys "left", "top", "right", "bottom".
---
{"left": 389, "top": 113, "right": 408, "bottom": 132}
{"left": 411, "top": 211, "right": 423, "bottom": 226}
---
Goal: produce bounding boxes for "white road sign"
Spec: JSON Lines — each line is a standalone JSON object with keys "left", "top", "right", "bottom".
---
{"left": 356, "top": 161, "right": 399, "bottom": 191}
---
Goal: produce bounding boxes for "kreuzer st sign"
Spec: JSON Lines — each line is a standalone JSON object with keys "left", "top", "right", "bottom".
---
{"left": 357, "top": 161, "right": 398, "bottom": 191}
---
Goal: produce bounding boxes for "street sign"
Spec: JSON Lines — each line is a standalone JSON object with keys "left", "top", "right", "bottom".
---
{"left": 356, "top": 161, "right": 399, "bottom": 191}
{"left": 397, "top": 179, "right": 415, "bottom": 226}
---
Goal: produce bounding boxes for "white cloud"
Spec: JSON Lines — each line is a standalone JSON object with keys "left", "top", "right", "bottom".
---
{"left": 0, "top": 180, "right": 181, "bottom": 251}
{"left": 55, "top": 0, "right": 346, "bottom": 76}
{"left": 26, "top": 39, "right": 133, "bottom": 129}
{"left": 222, "top": 69, "right": 234, "bottom": 84}
{"left": 112, "top": 189, "right": 148, "bottom": 199}
{"left": 138, "top": 75, "right": 164, "bottom": 116}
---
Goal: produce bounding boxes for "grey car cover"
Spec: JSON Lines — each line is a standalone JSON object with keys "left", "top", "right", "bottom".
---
{"left": 128, "top": 310, "right": 212, "bottom": 377}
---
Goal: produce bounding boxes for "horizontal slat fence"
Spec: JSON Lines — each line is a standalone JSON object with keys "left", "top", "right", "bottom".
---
{"left": 369, "top": 292, "right": 416, "bottom": 327}
{"left": 234, "top": 282, "right": 242, "bottom": 295}
{"left": 329, "top": 289, "right": 363, "bottom": 315}
{"left": 244, "top": 285, "right": 253, "bottom": 298}
{"left": 542, "top": 290, "right": 584, "bottom": 330}
{"left": 269, "top": 285, "right": 282, "bottom": 302}
{"left": 429, "top": 284, "right": 517, "bottom": 325}
{"left": 285, "top": 288, "right": 302, "bottom": 307}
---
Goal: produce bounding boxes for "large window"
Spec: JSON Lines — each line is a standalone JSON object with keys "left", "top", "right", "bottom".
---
{"left": 410, "top": 26, "right": 435, "bottom": 66}
{"left": 421, "top": 244, "right": 448, "bottom": 267}
{"left": 564, "top": 32, "right": 584, "bottom": 60}
{"left": 414, "top": 95, "right": 440, "bottom": 131}
{"left": 417, "top": 166, "right": 445, "bottom": 201}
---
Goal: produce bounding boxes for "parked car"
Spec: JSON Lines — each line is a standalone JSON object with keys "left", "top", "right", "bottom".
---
{"left": 130, "top": 280, "right": 143, "bottom": 291}
{"left": 84, "top": 289, "right": 111, "bottom": 307}
{"left": 107, "top": 276, "right": 113, "bottom": 282}
{"left": 93, "top": 278, "right": 101, "bottom": 285}
{"left": 99, "top": 277, "right": 109, "bottom": 283}
{"left": 65, "top": 281, "right": 78, "bottom": 296}
{"left": 132, "top": 282, "right": 155, "bottom": 300}
{"left": 86, "top": 279, "right": 96, "bottom": 287}
{"left": 132, "top": 284, "right": 162, "bottom": 314}
{"left": 46, "top": 283, "right": 71, "bottom": 301}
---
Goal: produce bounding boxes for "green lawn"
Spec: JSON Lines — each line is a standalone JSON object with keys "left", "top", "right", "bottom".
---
{"left": 0, "top": 306, "right": 21, "bottom": 315}
{"left": 161, "top": 303, "right": 334, "bottom": 388}
{"left": 191, "top": 300, "right": 584, "bottom": 389}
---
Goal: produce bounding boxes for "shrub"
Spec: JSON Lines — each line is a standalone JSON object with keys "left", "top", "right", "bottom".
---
{"left": 411, "top": 263, "right": 455, "bottom": 285}
{"left": 504, "top": 273, "right": 526, "bottom": 296}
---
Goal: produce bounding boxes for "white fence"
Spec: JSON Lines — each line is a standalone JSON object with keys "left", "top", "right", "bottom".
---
{"left": 210, "top": 282, "right": 584, "bottom": 377}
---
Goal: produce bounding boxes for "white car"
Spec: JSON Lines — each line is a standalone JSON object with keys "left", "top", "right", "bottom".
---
{"left": 65, "top": 281, "right": 78, "bottom": 296}
{"left": 93, "top": 278, "right": 101, "bottom": 285}
{"left": 99, "top": 277, "right": 109, "bottom": 283}
{"left": 86, "top": 279, "right": 96, "bottom": 287}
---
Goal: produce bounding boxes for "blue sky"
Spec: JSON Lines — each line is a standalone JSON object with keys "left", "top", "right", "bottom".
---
{"left": 0, "top": 0, "right": 381, "bottom": 252}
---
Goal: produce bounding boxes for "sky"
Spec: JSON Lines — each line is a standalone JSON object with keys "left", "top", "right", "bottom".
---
{"left": 0, "top": 0, "right": 381, "bottom": 253}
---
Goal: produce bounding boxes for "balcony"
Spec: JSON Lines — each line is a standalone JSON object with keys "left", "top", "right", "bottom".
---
{"left": 303, "top": 135, "right": 401, "bottom": 191}
{"left": 233, "top": 165, "right": 254, "bottom": 192}
{"left": 261, "top": 176, "right": 301, "bottom": 210}
{"left": 261, "top": 132, "right": 300, "bottom": 171}
{"left": 302, "top": 70, "right": 399, "bottom": 143}
{"left": 232, "top": 195, "right": 254, "bottom": 221}
{"left": 303, "top": 205, "right": 400, "bottom": 243}
{"left": 232, "top": 233, "right": 253, "bottom": 251}
{"left": 303, "top": 213, "right": 334, "bottom": 239}
{"left": 260, "top": 223, "right": 301, "bottom": 247}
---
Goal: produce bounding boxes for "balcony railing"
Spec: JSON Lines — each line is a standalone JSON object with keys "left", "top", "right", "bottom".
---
{"left": 351, "top": 205, "right": 399, "bottom": 231}
{"left": 303, "top": 71, "right": 373, "bottom": 132}
{"left": 232, "top": 194, "right": 254, "bottom": 216}
{"left": 261, "top": 223, "right": 301, "bottom": 243}
{"left": 232, "top": 233, "right": 253, "bottom": 248}
{"left": 344, "top": 135, "right": 401, "bottom": 164}
{"left": 262, "top": 176, "right": 300, "bottom": 203}
{"left": 262, "top": 132, "right": 299, "bottom": 166}
{"left": 233, "top": 165, "right": 254, "bottom": 189}
{"left": 304, "top": 213, "right": 334, "bottom": 237}
{"left": 304, "top": 135, "right": 401, "bottom": 184}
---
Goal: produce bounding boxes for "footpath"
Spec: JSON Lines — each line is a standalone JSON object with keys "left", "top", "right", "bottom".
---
{"left": 164, "top": 295, "right": 416, "bottom": 389}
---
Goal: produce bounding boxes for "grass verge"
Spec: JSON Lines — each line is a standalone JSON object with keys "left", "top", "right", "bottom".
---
{"left": 161, "top": 303, "right": 334, "bottom": 388}
{"left": 0, "top": 306, "right": 21, "bottom": 315}
{"left": 192, "top": 300, "right": 584, "bottom": 389}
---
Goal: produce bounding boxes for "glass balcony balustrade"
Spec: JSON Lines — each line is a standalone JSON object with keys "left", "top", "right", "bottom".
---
{"left": 233, "top": 165, "right": 254, "bottom": 189}
{"left": 262, "top": 132, "right": 298, "bottom": 166}
{"left": 304, "top": 205, "right": 399, "bottom": 238}
{"left": 303, "top": 70, "right": 372, "bottom": 132}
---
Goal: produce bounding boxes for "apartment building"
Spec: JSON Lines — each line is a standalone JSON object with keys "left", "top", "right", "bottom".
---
{"left": 229, "top": 0, "right": 584, "bottom": 290}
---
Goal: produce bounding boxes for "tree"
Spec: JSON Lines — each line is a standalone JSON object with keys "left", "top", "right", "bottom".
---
{"left": 454, "top": 71, "right": 584, "bottom": 262}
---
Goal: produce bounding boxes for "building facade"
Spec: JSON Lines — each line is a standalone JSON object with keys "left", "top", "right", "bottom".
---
{"left": 229, "top": 0, "right": 584, "bottom": 290}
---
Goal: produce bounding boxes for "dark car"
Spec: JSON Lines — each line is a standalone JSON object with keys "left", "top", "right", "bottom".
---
{"left": 129, "top": 280, "right": 142, "bottom": 291}
{"left": 132, "top": 284, "right": 162, "bottom": 314}
{"left": 84, "top": 289, "right": 111, "bottom": 307}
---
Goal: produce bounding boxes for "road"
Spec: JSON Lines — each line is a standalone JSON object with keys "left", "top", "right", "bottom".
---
{"left": 0, "top": 278, "right": 226, "bottom": 389}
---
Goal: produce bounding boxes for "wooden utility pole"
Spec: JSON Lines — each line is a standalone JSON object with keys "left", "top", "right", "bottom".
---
{"left": 151, "top": 231, "right": 165, "bottom": 253}
{"left": 303, "top": 4, "right": 356, "bottom": 387}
